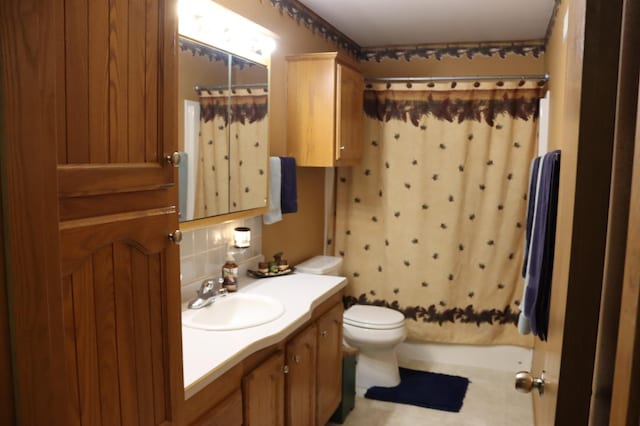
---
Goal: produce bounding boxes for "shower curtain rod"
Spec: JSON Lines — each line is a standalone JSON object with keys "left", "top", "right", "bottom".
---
{"left": 364, "top": 73, "right": 549, "bottom": 83}
{"left": 194, "top": 83, "right": 268, "bottom": 92}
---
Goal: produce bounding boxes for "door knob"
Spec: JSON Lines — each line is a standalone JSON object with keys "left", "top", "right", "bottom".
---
{"left": 515, "top": 370, "right": 545, "bottom": 395}
{"left": 168, "top": 230, "right": 183, "bottom": 244}
{"left": 165, "top": 152, "right": 181, "bottom": 167}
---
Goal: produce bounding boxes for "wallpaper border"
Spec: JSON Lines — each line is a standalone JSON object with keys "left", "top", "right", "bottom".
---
{"left": 268, "top": 0, "right": 559, "bottom": 61}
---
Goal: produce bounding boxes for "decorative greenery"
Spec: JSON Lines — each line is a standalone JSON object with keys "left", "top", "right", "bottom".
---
{"left": 363, "top": 91, "right": 541, "bottom": 127}
{"left": 344, "top": 294, "right": 520, "bottom": 326}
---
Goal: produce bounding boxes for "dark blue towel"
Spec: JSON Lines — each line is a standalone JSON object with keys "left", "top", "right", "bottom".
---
{"left": 279, "top": 157, "right": 298, "bottom": 214}
{"left": 524, "top": 150, "right": 560, "bottom": 340}
{"left": 522, "top": 156, "right": 541, "bottom": 278}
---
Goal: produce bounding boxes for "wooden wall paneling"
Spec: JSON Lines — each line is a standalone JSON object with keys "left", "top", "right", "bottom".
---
{"left": 146, "top": 0, "right": 160, "bottom": 162}
{"left": 64, "top": 0, "right": 90, "bottom": 163}
{"left": 92, "top": 245, "right": 121, "bottom": 426}
{"left": 1, "top": 0, "right": 70, "bottom": 424}
{"left": 88, "top": 0, "right": 110, "bottom": 164}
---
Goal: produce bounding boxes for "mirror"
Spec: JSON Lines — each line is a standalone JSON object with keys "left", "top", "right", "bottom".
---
{"left": 178, "top": 37, "right": 268, "bottom": 222}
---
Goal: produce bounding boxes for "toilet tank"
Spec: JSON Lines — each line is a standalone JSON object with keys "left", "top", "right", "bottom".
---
{"left": 295, "top": 255, "right": 343, "bottom": 276}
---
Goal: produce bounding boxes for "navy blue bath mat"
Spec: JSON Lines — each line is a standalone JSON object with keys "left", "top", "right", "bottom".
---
{"left": 364, "top": 368, "right": 470, "bottom": 413}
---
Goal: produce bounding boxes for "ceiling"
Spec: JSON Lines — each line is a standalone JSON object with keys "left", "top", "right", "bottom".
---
{"left": 296, "top": 0, "right": 556, "bottom": 47}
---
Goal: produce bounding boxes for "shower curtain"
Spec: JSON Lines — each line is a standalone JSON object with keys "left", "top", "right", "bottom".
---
{"left": 195, "top": 88, "right": 268, "bottom": 216}
{"left": 334, "top": 80, "right": 545, "bottom": 346}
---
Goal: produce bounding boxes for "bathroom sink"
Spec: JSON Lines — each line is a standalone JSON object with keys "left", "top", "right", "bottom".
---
{"left": 182, "top": 293, "right": 285, "bottom": 331}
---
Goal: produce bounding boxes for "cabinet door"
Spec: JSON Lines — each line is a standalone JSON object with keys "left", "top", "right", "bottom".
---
{"left": 335, "top": 63, "right": 364, "bottom": 166}
{"left": 191, "top": 388, "right": 243, "bottom": 426}
{"left": 316, "top": 303, "right": 344, "bottom": 426}
{"left": 286, "top": 323, "right": 318, "bottom": 426}
{"left": 60, "top": 209, "right": 183, "bottom": 426}
{"left": 58, "top": 0, "right": 177, "bottom": 216}
{"left": 243, "top": 351, "right": 285, "bottom": 426}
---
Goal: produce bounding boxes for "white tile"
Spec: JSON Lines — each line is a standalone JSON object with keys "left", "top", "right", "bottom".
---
{"left": 194, "top": 228, "right": 208, "bottom": 254}
{"left": 180, "top": 230, "right": 195, "bottom": 258}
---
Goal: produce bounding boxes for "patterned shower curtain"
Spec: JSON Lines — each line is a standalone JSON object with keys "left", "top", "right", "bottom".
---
{"left": 195, "top": 89, "right": 268, "bottom": 217}
{"left": 334, "top": 80, "right": 546, "bottom": 346}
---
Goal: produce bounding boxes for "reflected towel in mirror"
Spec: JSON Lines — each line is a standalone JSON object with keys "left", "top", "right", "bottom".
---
{"left": 263, "top": 157, "right": 282, "bottom": 224}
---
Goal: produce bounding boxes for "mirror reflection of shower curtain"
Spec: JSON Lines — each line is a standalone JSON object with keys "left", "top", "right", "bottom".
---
{"left": 195, "top": 93, "right": 230, "bottom": 217}
{"left": 184, "top": 100, "right": 200, "bottom": 221}
{"left": 229, "top": 90, "right": 268, "bottom": 212}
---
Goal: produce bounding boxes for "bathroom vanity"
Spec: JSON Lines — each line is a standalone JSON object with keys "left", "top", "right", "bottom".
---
{"left": 181, "top": 273, "right": 347, "bottom": 426}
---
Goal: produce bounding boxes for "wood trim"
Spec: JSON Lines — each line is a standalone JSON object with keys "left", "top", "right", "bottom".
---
{"left": 0, "top": 0, "right": 69, "bottom": 424}
{"left": 0, "top": 163, "right": 15, "bottom": 426}
{"left": 553, "top": 0, "right": 624, "bottom": 424}
{"left": 610, "top": 73, "right": 640, "bottom": 426}
{"left": 58, "top": 164, "right": 174, "bottom": 198}
{"left": 591, "top": 0, "right": 640, "bottom": 423}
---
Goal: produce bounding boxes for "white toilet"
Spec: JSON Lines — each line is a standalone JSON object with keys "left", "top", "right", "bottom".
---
{"left": 343, "top": 305, "right": 406, "bottom": 392}
{"left": 296, "top": 256, "right": 407, "bottom": 393}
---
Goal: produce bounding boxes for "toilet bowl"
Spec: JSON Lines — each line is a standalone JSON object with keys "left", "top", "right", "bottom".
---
{"left": 343, "top": 305, "right": 407, "bottom": 392}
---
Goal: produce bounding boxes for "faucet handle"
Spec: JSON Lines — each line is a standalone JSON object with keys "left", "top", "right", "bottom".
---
{"left": 198, "top": 279, "right": 218, "bottom": 297}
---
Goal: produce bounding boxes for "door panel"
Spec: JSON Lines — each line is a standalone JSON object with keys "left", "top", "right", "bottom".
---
{"left": 60, "top": 211, "right": 178, "bottom": 426}
{"left": 59, "top": 0, "right": 176, "bottom": 198}
{"left": 243, "top": 351, "right": 285, "bottom": 426}
{"left": 286, "top": 323, "right": 317, "bottom": 426}
{"left": 316, "top": 303, "right": 343, "bottom": 426}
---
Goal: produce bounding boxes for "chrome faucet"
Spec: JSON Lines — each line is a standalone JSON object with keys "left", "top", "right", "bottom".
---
{"left": 188, "top": 278, "right": 227, "bottom": 309}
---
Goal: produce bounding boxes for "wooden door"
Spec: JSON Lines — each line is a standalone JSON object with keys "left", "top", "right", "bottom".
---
{"left": 60, "top": 210, "right": 181, "bottom": 426}
{"left": 335, "top": 62, "right": 363, "bottom": 166}
{"left": 286, "top": 323, "right": 317, "bottom": 426}
{"left": 529, "top": 0, "right": 625, "bottom": 424}
{"left": 316, "top": 303, "right": 343, "bottom": 426}
{"left": 243, "top": 351, "right": 285, "bottom": 426}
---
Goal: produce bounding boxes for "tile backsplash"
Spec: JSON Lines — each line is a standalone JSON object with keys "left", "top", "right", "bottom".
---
{"left": 180, "top": 216, "right": 263, "bottom": 301}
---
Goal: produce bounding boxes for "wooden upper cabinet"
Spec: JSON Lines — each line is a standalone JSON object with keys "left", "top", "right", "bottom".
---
{"left": 316, "top": 303, "right": 344, "bottom": 426}
{"left": 286, "top": 52, "right": 363, "bottom": 167}
{"left": 58, "top": 0, "right": 177, "bottom": 201}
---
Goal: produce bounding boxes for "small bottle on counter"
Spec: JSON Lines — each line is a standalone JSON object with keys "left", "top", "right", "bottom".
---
{"left": 222, "top": 252, "right": 238, "bottom": 292}
{"left": 258, "top": 262, "right": 269, "bottom": 274}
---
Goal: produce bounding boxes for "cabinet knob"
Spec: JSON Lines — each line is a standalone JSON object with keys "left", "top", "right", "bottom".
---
{"left": 339, "top": 145, "right": 346, "bottom": 151}
{"left": 321, "top": 330, "right": 328, "bottom": 337}
{"left": 282, "top": 365, "right": 289, "bottom": 374}
{"left": 165, "top": 152, "right": 181, "bottom": 167}
{"left": 168, "top": 230, "right": 183, "bottom": 244}
{"left": 293, "top": 355, "right": 301, "bottom": 364}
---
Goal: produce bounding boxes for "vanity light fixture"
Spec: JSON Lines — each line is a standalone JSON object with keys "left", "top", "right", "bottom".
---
{"left": 178, "top": 0, "right": 276, "bottom": 65}
{"left": 234, "top": 227, "right": 251, "bottom": 248}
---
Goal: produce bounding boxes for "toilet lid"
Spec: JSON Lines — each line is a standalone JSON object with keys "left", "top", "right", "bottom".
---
{"left": 343, "top": 305, "right": 405, "bottom": 329}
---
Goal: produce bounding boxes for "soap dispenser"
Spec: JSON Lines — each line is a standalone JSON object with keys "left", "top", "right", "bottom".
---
{"left": 222, "top": 252, "right": 238, "bottom": 292}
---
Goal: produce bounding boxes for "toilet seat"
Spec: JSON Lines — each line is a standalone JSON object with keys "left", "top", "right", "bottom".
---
{"left": 344, "top": 305, "right": 405, "bottom": 330}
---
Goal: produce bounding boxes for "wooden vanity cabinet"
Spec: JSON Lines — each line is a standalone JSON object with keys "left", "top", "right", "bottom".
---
{"left": 286, "top": 52, "right": 364, "bottom": 167}
{"left": 316, "top": 302, "right": 344, "bottom": 426}
{"left": 190, "top": 389, "right": 243, "bottom": 426}
{"left": 243, "top": 351, "right": 286, "bottom": 426}
{"left": 285, "top": 323, "right": 318, "bottom": 425}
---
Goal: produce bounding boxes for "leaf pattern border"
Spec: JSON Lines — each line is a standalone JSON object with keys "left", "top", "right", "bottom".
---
{"left": 344, "top": 294, "right": 520, "bottom": 327}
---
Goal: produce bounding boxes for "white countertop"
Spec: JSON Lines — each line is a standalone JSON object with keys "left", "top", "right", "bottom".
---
{"left": 181, "top": 272, "right": 347, "bottom": 399}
